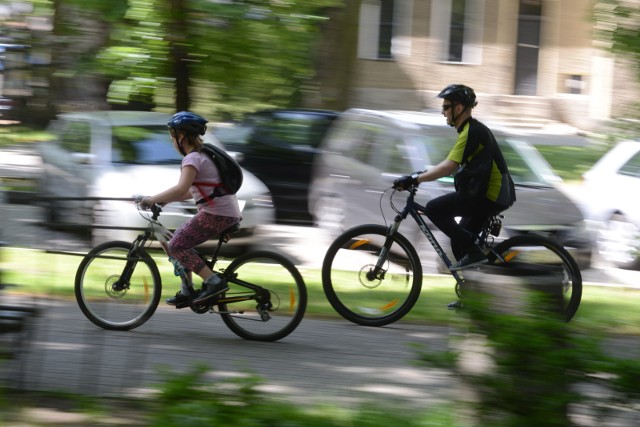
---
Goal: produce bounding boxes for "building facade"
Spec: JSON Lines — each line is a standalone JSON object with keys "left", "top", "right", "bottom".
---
{"left": 336, "top": 0, "right": 638, "bottom": 132}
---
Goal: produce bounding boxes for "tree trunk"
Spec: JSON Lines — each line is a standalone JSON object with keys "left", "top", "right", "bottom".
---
{"left": 169, "top": 0, "right": 190, "bottom": 112}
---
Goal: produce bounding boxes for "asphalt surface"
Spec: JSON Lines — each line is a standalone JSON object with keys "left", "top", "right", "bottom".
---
{"left": 3, "top": 289, "right": 640, "bottom": 426}
{"left": 2, "top": 294, "right": 456, "bottom": 409}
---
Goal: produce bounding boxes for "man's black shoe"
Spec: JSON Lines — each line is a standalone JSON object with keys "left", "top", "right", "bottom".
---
{"left": 193, "top": 275, "right": 229, "bottom": 305}
{"left": 166, "top": 291, "right": 191, "bottom": 308}
{"left": 449, "top": 246, "right": 487, "bottom": 271}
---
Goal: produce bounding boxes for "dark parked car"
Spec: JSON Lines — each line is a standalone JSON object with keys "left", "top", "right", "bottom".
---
{"left": 309, "top": 109, "right": 594, "bottom": 273}
{"left": 213, "top": 109, "right": 339, "bottom": 223}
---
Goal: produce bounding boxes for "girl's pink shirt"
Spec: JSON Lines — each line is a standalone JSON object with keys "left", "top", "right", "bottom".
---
{"left": 182, "top": 151, "right": 242, "bottom": 219}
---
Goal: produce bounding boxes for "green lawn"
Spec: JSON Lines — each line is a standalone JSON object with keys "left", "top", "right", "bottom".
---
{"left": 3, "top": 247, "right": 639, "bottom": 335}
{"left": 534, "top": 143, "right": 610, "bottom": 182}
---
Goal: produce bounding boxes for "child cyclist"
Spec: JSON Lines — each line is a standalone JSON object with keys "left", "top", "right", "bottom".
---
{"left": 140, "top": 111, "right": 242, "bottom": 307}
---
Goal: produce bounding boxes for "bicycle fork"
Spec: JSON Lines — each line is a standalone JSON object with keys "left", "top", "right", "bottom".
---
{"left": 367, "top": 220, "right": 403, "bottom": 281}
{"left": 111, "top": 242, "right": 145, "bottom": 293}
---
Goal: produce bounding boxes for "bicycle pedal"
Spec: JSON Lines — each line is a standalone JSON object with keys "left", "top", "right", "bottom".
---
{"left": 174, "top": 301, "right": 191, "bottom": 309}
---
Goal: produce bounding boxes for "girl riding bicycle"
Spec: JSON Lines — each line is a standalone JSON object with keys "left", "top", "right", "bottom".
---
{"left": 140, "top": 111, "right": 242, "bottom": 307}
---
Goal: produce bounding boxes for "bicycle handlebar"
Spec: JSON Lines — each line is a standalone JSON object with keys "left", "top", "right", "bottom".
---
{"left": 133, "top": 194, "right": 163, "bottom": 220}
{"left": 391, "top": 184, "right": 419, "bottom": 196}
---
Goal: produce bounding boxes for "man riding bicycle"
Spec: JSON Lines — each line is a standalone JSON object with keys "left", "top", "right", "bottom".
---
{"left": 394, "top": 84, "right": 516, "bottom": 271}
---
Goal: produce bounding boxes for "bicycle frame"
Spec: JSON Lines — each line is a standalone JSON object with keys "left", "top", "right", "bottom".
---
{"left": 122, "top": 204, "right": 270, "bottom": 313}
{"left": 375, "top": 188, "right": 465, "bottom": 285}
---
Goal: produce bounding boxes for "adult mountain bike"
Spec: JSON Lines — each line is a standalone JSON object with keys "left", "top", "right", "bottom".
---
{"left": 75, "top": 199, "right": 307, "bottom": 342}
{"left": 321, "top": 185, "right": 582, "bottom": 326}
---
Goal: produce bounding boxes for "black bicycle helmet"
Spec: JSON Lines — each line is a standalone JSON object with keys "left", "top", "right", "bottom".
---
{"left": 167, "top": 111, "right": 208, "bottom": 136}
{"left": 437, "top": 84, "right": 478, "bottom": 108}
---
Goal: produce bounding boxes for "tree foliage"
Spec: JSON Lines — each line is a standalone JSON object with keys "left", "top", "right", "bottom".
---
{"left": 8, "top": 0, "right": 341, "bottom": 120}
{"left": 91, "top": 0, "right": 341, "bottom": 118}
{"left": 593, "top": 0, "right": 640, "bottom": 126}
{"left": 593, "top": 0, "right": 640, "bottom": 65}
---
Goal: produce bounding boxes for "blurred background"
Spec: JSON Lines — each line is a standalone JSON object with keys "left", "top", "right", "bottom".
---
{"left": 1, "top": 0, "right": 639, "bottom": 274}
{"left": 1, "top": 0, "right": 640, "bottom": 424}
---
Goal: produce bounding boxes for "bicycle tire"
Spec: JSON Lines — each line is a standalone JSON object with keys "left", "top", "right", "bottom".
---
{"left": 75, "top": 241, "right": 162, "bottom": 330}
{"left": 487, "top": 234, "right": 582, "bottom": 321}
{"left": 322, "top": 224, "right": 423, "bottom": 327}
{"left": 218, "top": 251, "right": 307, "bottom": 342}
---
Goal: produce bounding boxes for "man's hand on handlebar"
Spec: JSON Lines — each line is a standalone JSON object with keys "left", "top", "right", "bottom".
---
{"left": 393, "top": 172, "right": 420, "bottom": 191}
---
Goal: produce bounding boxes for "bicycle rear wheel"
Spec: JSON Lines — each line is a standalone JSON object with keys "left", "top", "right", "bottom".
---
{"left": 218, "top": 251, "right": 307, "bottom": 342}
{"left": 487, "top": 234, "right": 582, "bottom": 321}
{"left": 322, "top": 225, "right": 423, "bottom": 327}
{"left": 75, "top": 241, "right": 162, "bottom": 330}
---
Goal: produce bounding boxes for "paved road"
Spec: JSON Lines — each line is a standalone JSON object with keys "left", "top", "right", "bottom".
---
{"left": 2, "top": 295, "right": 639, "bottom": 426}
{"left": 4, "top": 295, "right": 455, "bottom": 411}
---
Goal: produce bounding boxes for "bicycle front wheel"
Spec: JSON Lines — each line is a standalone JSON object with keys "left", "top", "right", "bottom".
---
{"left": 322, "top": 225, "right": 423, "bottom": 327}
{"left": 487, "top": 234, "right": 582, "bottom": 321}
{"left": 75, "top": 241, "right": 162, "bottom": 330}
{"left": 218, "top": 251, "right": 307, "bottom": 342}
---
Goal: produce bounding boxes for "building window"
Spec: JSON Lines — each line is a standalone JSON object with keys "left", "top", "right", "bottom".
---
{"left": 448, "top": 0, "right": 466, "bottom": 62}
{"left": 431, "top": 0, "right": 485, "bottom": 64}
{"left": 378, "top": 0, "right": 394, "bottom": 59}
{"left": 358, "top": 0, "right": 412, "bottom": 60}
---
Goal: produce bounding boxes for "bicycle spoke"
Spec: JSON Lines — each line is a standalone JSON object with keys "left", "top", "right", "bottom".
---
{"left": 75, "top": 242, "right": 161, "bottom": 330}
{"left": 488, "top": 234, "right": 582, "bottom": 321}
{"left": 322, "top": 225, "right": 422, "bottom": 326}
{"left": 218, "top": 251, "right": 306, "bottom": 341}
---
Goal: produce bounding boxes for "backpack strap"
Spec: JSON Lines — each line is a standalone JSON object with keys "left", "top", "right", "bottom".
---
{"left": 193, "top": 181, "right": 227, "bottom": 206}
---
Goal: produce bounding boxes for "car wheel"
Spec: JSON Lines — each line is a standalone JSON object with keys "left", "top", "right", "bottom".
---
{"left": 43, "top": 198, "right": 61, "bottom": 226}
{"left": 597, "top": 213, "right": 640, "bottom": 270}
{"left": 313, "top": 194, "right": 345, "bottom": 238}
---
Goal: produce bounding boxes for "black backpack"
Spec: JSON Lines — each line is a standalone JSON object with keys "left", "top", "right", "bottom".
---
{"left": 193, "top": 143, "right": 244, "bottom": 205}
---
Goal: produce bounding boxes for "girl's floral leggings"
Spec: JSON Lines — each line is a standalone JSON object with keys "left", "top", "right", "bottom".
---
{"left": 168, "top": 210, "right": 239, "bottom": 273}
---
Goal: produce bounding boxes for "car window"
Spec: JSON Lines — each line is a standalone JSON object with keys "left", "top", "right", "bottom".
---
{"left": 256, "top": 117, "right": 332, "bottom": 149}
{"left": 350, "top": 129, "right": 374, "bottom": 163}
{"left": 213, "top": 124, "right": 253, "bottom": 146}
{"left": 618, "top": 151, "right": 640, "bottom": 178}
{"left": 112, "top": 126, "right": 182, "bottom": 164}
{"left": 370, "top": 129, "right": 408, "bottom": 173}
{"left": 413, "top": 134, "right": 451, "bottom": 165}
{"left": 501, "top": 138, "right": 559, "bottom": 186}
{"left": 383, "top": 141, "right": 412, "bottom": 174}
{"left": 325, "top": 119, "right": 376, "bottom": 160}
{"left": 58, "top": 121, "right": 91, "bottom": 154}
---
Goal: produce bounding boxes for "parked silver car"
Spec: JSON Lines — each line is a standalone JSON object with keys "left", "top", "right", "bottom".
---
{"left": 309, "top": 109, "right": 593, "bottom": 272}
{"left": 580, "top": 139, "right": 640, "bottom": 270}
{"left": 37, "top": 111, "right": 275, "bottom": 248}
